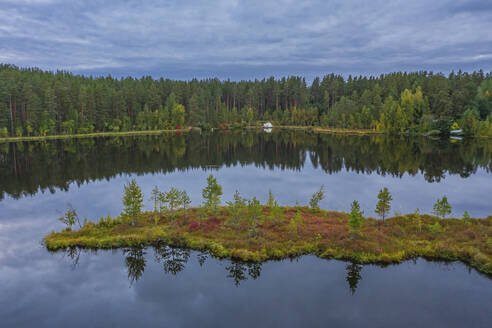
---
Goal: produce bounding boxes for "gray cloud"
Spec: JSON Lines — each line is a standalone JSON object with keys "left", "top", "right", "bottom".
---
{"left": 0, "top": 0, "right": 491, "bottom": 80}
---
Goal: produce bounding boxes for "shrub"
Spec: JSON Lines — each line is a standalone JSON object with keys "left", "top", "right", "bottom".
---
{"left": 248, "top": 197, "right": 262, "bottom": 221}
{"left": 269, "top": 205, "right": 285, "bottom": 224}
{"left": 428, "top": 221, "right": 444, "bottom": 234}
{"left": 0, "top": 127, "right": 8, "bottom": 138}
{"left": 189, "top": 221, "right": 200, "bottom": 231}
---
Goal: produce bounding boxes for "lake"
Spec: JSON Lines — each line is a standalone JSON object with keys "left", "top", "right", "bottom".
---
{"left": 0, "top": 130, "right": 491, "bottom": 327}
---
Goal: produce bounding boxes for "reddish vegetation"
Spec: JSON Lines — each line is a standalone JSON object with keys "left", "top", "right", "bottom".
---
{"left": 45, "top": 206, "right": 492, "bottom": 275}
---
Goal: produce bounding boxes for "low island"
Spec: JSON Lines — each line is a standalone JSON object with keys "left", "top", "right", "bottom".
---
{"left": 45, "top": 176, "right": 492, "bottom": 275}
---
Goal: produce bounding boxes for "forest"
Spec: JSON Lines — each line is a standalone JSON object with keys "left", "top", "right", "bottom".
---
{"left": 1, "top": 64, "right": 492, "bottom": 138}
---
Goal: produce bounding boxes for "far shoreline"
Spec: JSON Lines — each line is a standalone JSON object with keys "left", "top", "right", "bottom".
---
{"left": 0, "top": 124, "right": 477, "bottom": 143}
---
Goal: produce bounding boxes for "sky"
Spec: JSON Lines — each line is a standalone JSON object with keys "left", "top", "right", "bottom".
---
{"left": 1, "top": 0, "right": 492, "bottom": 81}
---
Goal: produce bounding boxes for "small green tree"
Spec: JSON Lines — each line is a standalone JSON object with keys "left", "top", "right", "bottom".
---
{"left": 266, "top": 189, "right": 278, "bottom": 207}
{"left": 428, "top": 221, "right": 443, "bottom": 233}
{"left": 462, "top": 210, "right": 471, "bottom": 225}
{"left": 348, "top": 200, "right": 364, "bottom": 233}
{"left": 309, "top": 185, "right": 325, "bottom": 211}
{"left": 202, "top": 174, "right": 223, "bottom": 212}
{"left": 287, "top": 210, "right": 303, "bottom": 236}
{"left": 375, "top": 187, "right": 392, "bottom": 222}
{"left": 269, "top": 204, "right": 285, "bottom": 224}
{"left": 150, "top": 186, "right": 160, "bottom": 213}
{"left": 160, "top": 187, "right": 181, "bottom": 219}
{"left": 58, "top": 206, "right": 81, "bottom": 229}
{"left": 414, "top": 208, "right": 422, "bottom": 233}
{"left": 248, "top": 197, "right": 263, "bottom": 222}
{"left": 287, "top": 218, "right": 298, "bottom": 236}
{"left": 150, "top": 186, "right": 161, "bottom": 225}
{"left": 180, "top": 190, "right": 191, "bottom": 219}
{"left": 227, "top": 190, "right": 247, "bottom": 227}
{"left": 122, "top": 179, "right": 144, "bottom": 225}
{"left": 433, "top": 196, "right": 452, "bottom": 219}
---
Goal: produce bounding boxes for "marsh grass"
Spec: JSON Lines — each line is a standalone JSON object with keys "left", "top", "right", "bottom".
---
{"left": 45, "top": 207, "right": 492, "bottom": 275}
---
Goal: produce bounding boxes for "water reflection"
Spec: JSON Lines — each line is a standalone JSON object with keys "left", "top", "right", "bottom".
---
{"left": 154, "top": 246, "right": 190, "bottom": 276}
{"left": 53, "top": 245, "right": 492, "bottom": 296}
{"left": 226, "top": 260, "right": 262, "bottom": 286}
{"left": 345, "top": 263, "right": 363, "bottom": 295}
{"left": 58, "top": 245, "right": 362, "bottom": 293}
{"left": 124, "top": 247, "right": 147, "bottom": 283}
{"left": 58, "top": 245, "right": 266, "bottom": 287}
{"left": 2, "top": 131, "right": 492, "bottom": 200}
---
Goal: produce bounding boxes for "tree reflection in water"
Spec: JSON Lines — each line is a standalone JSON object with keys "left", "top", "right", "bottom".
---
{"left": 153, "top": 245, "right": 191, "bottom": 275}
{"left": 124, "top": 246, "right": 146, "bottom": 284}
{"left": 3, "top": 131, "right": 492, "bottom": 200}
{"left": 57, "top": 246, "right": 266, "bottom": 287}
{"left": 225, "top": 260, "right": 262, "bottom": 286}
{"left": 57, "top": 247, "right": 372, "bottom": 291}
{"left": 345, "top": 262, "right": 363, "bottom": 295}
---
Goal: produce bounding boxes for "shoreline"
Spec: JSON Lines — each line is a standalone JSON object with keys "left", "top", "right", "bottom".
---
{"left": 1, "top": 125, "right": 486, "bottom": 142}
{"left": 0, "top": 126, "right": 382, "bottom": 143}
{"left": 0, "top": 128, "right": 194, "bottom": 143}
{"left": 44, "top": 207, "right": 492, "bottom": 275}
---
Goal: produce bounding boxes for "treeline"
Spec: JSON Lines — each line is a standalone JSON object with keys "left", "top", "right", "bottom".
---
{"left": 1, "top": 64, "right": 492, "bottom": 137}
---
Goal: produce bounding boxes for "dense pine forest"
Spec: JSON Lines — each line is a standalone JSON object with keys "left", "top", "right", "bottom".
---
{"left": 1, "top": 64, "right": 492, "bottom": 138}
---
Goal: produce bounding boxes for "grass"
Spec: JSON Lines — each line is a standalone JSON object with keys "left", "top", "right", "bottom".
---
{"left": 44, "top": 206, "right": 492, "bottom": 275}
{"left": 0, "top": 128, "right": 193, "bottom": 143}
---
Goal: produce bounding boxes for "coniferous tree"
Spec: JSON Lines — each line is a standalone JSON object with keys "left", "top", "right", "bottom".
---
{"left": 348, "top": 200, "right": 364, "bottom": 233}
{"left": 433, "top": 196, "right": 452, "bottom": 219}
{"left": 309, "top": 185, "right": 325, "bottom": 211}
{"left": 122, "top": 179, "right": 144, "bottom": 225}
{"left": 375, "top": 187, "right": 392, "bottom": 222}
{"left": 202, "top": 174, "right": 223, "bottom": 212}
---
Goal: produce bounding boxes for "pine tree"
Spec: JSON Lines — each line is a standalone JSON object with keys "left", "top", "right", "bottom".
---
{"left": 160, "top": 187, "right": 181, "bottom": 218}
{"left": 433, "top": 196, "right": 452, "bottom": 219}
{"left": 414, "top": 208, "right": 422, "bottom": 233}
{"left": 375, "top": 187, "right": 392, "bottom": 222}
{"left": 202, "top": 174, "right": 223, "bottom": 212}
{"left": 348, "top": 200, "right": 364, "bottom": 233}
{"left": 309, "top": 185, "right": 325, "bottom": 210}
{"left": 266, "top": 189, "right": 278, "bottom": 207}
{"left": 180, "top": 190, "right": 191, "bottom": 219}
{"left": 122, "top": 179, "right": 144, "bottom": 225}
{"left": 227, "top": 190, "right": 246, "bottom": 225}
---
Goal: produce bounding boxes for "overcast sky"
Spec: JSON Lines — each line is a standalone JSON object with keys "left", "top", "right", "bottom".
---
{"left": 1, "top": 0, "right": 492, "bottom": 81}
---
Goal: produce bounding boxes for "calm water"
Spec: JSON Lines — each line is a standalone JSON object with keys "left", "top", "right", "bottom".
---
{"left": 1, "top": 130, "right": 491, "bottom": 327}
